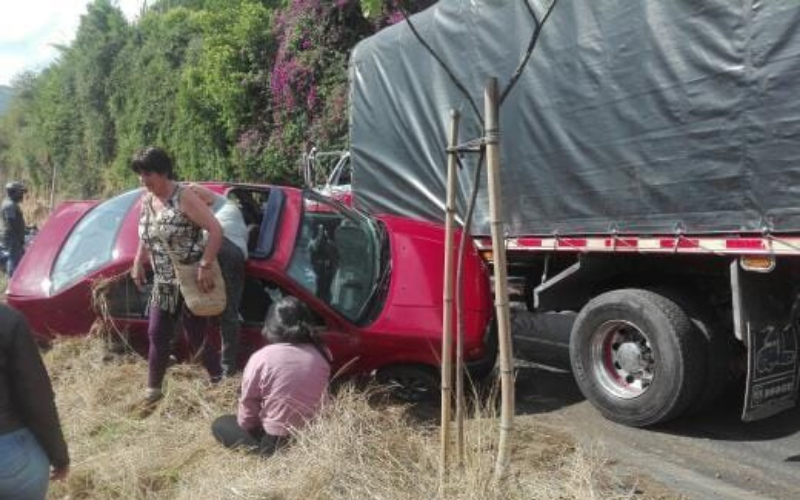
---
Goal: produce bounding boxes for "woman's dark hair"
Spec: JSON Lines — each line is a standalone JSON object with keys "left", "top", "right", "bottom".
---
{"left": 263, "top": 297, "right": 331, "bottom": 363}
{"left": 130, "top": 147, "right": 175, "bottom": 179}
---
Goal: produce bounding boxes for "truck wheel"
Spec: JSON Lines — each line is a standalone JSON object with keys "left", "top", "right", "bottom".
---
{"left": 686, "top": 317, "right": 735, "bottom": 415}
{"left": 647, "top": 288, "right": 735, "bottom": 415}
{"left": 376, "top": 365, "right": 439, "bottom": 403}
{"left": 570, "top": 289, "right": 704, "bottom": 427}
{"left": 510, "top": 308, "right": 537, "bottom": 358}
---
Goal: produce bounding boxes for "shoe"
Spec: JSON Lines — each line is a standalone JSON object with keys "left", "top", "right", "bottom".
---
{"left": 145, "top": 387, "right": 163, "bottom": 404}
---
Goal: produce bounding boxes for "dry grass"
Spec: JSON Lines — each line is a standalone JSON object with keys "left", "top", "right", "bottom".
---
{"left": 43, "top": 336, "right": 677, "bottom": 500}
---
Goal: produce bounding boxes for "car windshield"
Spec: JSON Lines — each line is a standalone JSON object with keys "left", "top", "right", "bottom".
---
{"left": 288, "top": 190, "right": 381, "bottom": 322}
{"left": 50, "top": 189, "right": 141, "bottom": 293}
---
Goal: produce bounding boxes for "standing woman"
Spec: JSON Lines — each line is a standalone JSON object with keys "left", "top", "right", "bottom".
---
{"left": 130, "top": 147, "right": 224, "bottom": 403}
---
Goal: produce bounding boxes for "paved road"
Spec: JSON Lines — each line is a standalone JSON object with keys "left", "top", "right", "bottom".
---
{"left": 515, "top": 364, "right": 800, "bottom": 500}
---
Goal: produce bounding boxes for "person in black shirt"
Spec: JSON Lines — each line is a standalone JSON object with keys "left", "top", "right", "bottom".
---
{"left": 0, "top": 305, "right": 69, "bottom": 499}
{"left": 0, "top": 181, "right": 27, "bottom": 277}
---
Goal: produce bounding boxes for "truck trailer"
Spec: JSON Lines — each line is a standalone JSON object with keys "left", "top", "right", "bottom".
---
{"left": 346, "top": 0, "right": 800, "bottom": 426}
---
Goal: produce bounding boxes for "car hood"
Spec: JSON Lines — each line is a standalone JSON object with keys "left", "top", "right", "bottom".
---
{"left": 7, "top": 200, "right": 99, "bottom": 298}
{"left": 379, "top": 214, "right": 491, "bottom": 313}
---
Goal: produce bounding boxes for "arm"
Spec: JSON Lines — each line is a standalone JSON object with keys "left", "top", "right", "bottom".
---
{"left": 10, "top": 311, "right": 70, "bottom": 477}
{"left": 180, "top": 187, "right": 223, "bottom": 293}
{"left": 131, "top": 238, "right": 149, "bottom": 289}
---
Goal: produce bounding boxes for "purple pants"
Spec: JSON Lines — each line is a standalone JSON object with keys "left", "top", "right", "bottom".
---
{"left": 147, "top": 303, "right": 222, "bottom": 389}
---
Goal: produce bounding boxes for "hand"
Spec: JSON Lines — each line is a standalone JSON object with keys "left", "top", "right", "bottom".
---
{"left": 131, "top": 260, "right": 145, "bottom": 289}
{"left": 51, "top": 465, "right": 69, "bottom": 481}
{"left": 197, "top": 266, "right": 215, "bottom": 293}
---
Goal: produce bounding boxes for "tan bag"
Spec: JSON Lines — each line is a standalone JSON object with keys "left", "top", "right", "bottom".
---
{"left": 171, "top": 258, "right": 227, "bottom": 317}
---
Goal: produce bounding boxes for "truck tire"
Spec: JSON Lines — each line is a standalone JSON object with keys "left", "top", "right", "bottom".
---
{"left": 510, "top": 308, "right": 538, "bottom": 358}
{"left": 570, "top": 289, "right": 704, "bottom": 427}
{"left": 685, "top": 318, "right": 735, "bottom": 415}
{"left": 647, "top": 287, "right": 735, "bottom": 415}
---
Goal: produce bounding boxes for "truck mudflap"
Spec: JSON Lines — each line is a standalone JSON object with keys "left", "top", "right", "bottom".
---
{"left": 731, "top": 260, "right": 800, "bottom": 422}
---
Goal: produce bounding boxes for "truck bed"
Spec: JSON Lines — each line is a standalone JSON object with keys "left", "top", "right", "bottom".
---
{"left": 349, "top": 0, "right": 800, "bottom": 237}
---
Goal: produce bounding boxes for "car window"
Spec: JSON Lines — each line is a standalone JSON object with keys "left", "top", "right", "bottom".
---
{"left": 287, "top": 191, "right": 380, "bottom": 323}
{"left": 328, "top": 153, "right": 351, "bottom": 187}
{"left": 240, "top": 277, "right": 325, "bottom": 329}
{"left": 50, "top": 189, "right": 141, "bottom": 293}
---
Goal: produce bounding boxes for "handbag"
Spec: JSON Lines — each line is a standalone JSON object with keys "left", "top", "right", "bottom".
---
{"left": 170, "top": 256, "right": 227, "bottom": 317}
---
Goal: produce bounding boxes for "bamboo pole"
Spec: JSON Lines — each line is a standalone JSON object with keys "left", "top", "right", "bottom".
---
{"left": 455, "top": 275, "right": 465, "bottom": 466}
{"left": 485, "top": 77, "right": 514, "bottom": 482}
{"left": 439, "top": 109, "right": 461, "bottom": 496}
{"left": 455, "top": 214, "right": 465, "bottom": 464}
{"left": 48, "top": 158, "right": 57, "bottom": 213}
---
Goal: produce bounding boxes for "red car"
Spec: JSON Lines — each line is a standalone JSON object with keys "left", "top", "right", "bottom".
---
{"left": 7, "top": 184, "right": 496, "bottom": 400}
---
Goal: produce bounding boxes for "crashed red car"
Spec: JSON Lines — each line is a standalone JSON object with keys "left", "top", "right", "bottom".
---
{"left": 7, "top": 184, "right": 495, "bottom": 399}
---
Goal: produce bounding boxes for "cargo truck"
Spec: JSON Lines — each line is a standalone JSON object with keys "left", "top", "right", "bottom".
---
{"left": 344, "top": 0, "right": 800, "bottom": 426}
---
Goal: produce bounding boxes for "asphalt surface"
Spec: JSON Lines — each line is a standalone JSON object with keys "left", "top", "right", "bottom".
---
{"left": 514, "top": 363, "right": 800, "bottom": 500}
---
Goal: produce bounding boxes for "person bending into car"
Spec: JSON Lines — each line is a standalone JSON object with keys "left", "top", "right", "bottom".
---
{"left": 130, "top": 147, "right": 224, "bottom": 404}
{"left": 0, "top": 305, "right": 69, "bottom": 499}
{"left": 187, "top": 183, "right": 248, "bottom": 378}
{"left": 211, "top": 297, "right": 331, "bottom": 456}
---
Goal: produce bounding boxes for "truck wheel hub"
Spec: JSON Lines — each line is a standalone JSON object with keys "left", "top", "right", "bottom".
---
{"left": 591, "top": 320, "right": 655, "bottom": 399}
{"left": 616, "top": 342, "right": 647, "bottom": 373}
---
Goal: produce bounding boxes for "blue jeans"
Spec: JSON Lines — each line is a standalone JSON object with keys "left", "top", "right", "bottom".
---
{"left": 0, "top": 428, "right": 50, "bottom": 500}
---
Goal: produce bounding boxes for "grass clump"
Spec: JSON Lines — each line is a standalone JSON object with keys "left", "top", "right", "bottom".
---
{"left": 44, "top": 336, "right": 679, "bottom": 500}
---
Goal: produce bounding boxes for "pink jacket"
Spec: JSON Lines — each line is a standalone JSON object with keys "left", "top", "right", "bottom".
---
{"left": 237, "top": 343, "right": 330, "bottom": 436}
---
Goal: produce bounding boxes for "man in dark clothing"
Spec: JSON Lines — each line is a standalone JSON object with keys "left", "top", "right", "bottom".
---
{"left": 0, "top": 305, "right": 69, "bottom": 499}
{"left": 0, "top": 181, "right": 27, "bottom": 277}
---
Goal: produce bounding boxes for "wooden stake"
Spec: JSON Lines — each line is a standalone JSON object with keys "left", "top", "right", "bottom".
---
{"left": 455, "top": 214, "right": 465, "bottom": 465}
{"left": 47, "top": 155, "right": 56, "bottom": 213}
{"left": 439, "top": 109, "right": 460, "bottom": 497}
{"left": 485, "top": 77, "right": 514, "bottom": 482}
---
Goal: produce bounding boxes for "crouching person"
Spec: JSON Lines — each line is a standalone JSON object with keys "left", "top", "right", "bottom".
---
{"left": 211, "top": 297, "right": 330, "bottom": 456}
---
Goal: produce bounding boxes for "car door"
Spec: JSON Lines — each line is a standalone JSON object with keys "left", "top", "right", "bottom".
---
{"left": 237, "top": 271, "right": 362, "bottom": 375}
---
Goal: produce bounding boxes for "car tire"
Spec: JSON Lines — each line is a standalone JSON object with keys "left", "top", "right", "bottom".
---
{"left": 376, "top": 364, "right": 440, "bottom": 403}
{"left": 570, "top": 289, "right": 704, "bottom": 427}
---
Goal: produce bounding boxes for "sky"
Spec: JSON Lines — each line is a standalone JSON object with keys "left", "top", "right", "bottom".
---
{"left": 0, "top": 0, "right": 146, "bottom": 86}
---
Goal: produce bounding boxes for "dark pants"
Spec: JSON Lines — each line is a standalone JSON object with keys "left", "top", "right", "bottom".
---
{"left": 147, "top": 303, "right": 222, "bottom": 389}
{"left": 218, "top": 238, "right": 245, "bottom": 376}
{"left": 211, "top": 415, "right": 288, "bottom": 456}
{"left": 5, "top": 247, "right": 23, "bottom": 277}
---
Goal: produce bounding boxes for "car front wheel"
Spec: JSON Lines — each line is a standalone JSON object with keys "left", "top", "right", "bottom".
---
{"left": 376, "top": 365, "right": 440, "bottom": 403}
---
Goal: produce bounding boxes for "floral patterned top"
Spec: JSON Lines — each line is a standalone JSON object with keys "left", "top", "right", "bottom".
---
{"left": 139, "top": 184, "right": 204, "bottom": 312}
